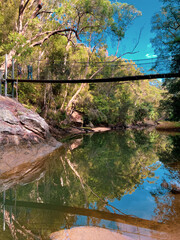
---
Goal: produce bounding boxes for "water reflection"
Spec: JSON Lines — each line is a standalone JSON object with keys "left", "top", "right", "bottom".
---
{"left": 0, "top": 130, "right": 180, "bottom": 239}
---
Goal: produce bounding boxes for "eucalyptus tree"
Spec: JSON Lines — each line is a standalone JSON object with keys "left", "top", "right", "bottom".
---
{"left": 0, "top": 0, "right": 141, "bottom": 66}
{"left": 0, "top": 0, "right": 143, "bottom": 121}
{"left": 151, "top": 0, "right": 179, "bottom": 72}
{"left": 75, "top": 58, "right": 163, "bottom": 126}
{"left": 151, "top": 0, "right": 180, "bottom": 120}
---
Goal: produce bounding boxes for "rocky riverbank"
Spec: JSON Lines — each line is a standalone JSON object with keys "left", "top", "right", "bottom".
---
{"left": 155, "top": 121, "right": 180, "bottom": 132}
{"left": 0, "top": 96, "right": 52, "bottom": 145}
{"left": 0, "top": 96, "right": 63, "bottom": 191}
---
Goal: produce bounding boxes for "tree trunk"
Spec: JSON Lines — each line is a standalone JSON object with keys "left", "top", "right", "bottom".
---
{"left": 65, "top": 83, "right": 86, "bottom": 113}
{"left": 60, "top": 83, "right": 69, "bottom": 111}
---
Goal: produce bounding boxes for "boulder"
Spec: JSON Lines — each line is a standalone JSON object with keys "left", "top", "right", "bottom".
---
{"left": 161, "top": 180, "right": 180, "bottom": 194}
{"left": 69, "top": 110, "right": 83, "bottom": 127}
{"left": 50, "top": 226, "right": 133, "bottom": 240}
{"left": 0, "top": 96, "right": 50, "bottom": 145}
{"left": 0, "top": 96, "right": 63, "bottom": 192}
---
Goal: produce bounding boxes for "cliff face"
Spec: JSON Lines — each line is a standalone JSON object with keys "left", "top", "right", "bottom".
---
{"left": 0, "top": 96, "right": 50, "bottom": 145}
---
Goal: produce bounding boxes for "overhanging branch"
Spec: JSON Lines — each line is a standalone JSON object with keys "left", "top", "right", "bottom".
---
{"left": 31, "top": 28, "right": 80, "bottom": 47}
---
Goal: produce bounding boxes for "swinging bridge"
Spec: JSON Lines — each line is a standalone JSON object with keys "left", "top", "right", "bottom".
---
{"left": 0, "top": 54, "right": 179, "bottom": 98}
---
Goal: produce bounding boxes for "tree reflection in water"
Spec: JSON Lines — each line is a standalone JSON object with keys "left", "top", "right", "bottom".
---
{"left": 152, "top": 135, "right": 180, "bottom": 238}
{"left": 0, "top": 130, "right": 180, "bottom": 239}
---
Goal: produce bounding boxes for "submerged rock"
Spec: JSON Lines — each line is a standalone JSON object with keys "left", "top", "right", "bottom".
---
{"left": 161, "top": 180, "right": 180, "bottom": 194}
{"left": 50, "top": 226, "right": 133, "bottom": 240}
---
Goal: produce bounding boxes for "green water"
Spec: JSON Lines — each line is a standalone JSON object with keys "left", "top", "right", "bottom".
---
{"left": 0, "top": 130, "right": 180, "bottom": 239}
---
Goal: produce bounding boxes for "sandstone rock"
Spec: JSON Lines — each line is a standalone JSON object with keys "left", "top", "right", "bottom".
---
{"left": 50, "top": 226, "right": 133, "bottom": 240}
{"left": 0, "top": 140, "right": 63, "bottom": 192}
{"left": 69, "top": 110, "right": 83, "bottom": 127}
{"left": 0, "top": 96, "right": 63, "bottom": 192}
{"left": 0, "top": 96, "right": 50, "bottom": 145}
{"left": 161, "top": 180, "right": 180, "bottom": 194}
{"left": 0, "top": 108, "right": 19, "bottom": 124}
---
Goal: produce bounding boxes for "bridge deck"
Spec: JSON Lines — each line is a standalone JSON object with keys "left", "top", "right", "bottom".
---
{"left": 6, "top": 72, "right": 180, "bottom": 84}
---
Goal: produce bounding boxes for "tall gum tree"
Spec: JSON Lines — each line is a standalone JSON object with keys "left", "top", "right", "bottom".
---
{"left": 151, "top": 0, "right": 180, "bottom": 120}
{"left": 0, "top": 0, "right": 141, "bottom": 68}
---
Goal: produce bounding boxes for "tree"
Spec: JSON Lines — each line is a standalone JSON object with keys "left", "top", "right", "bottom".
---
{"left": 151, "top": 0, "right": 180, "bottom": 120}
{"left": 0, "top": 0, "right": 141, "bottom": 66}
{"left": 72, "top": 58, "right": 163, "bottom": 126}
{"left": 0, "top": 0, "right": 143, "bottom": 120}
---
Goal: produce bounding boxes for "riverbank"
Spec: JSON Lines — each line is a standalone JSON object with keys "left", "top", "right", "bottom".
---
{"left": 48, "top": 120, "right": 180, "bottom": 141}
{"left": 0, "top": 96, "right": 52, "bottom": 145}
{"left": 0, "top": 96, "right": 63, "bottom": 192}
{"left": 155, "top": 121, "right": 180, "bottom": 132}
{"left": 48, "top": 120, "right": 157, "bottom": 141}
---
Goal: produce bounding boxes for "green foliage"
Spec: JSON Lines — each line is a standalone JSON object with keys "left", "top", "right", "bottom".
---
{"left": 46, "top": 109, "right": 66, "bottom": 123}
{"left": 0, "top": 0, "right": 141, "bottom": 61}
{"left": 151, "top": 0, "right": 180, "bottom": 120}
{"left": 0, "top": 1, "right": 162, "bottom": 125}
{"left": 151, "top": 0, "right": 179, "bottom": 72}
{"left": 76, "top": 60, "right": 163, "bottom": 126}
{"left": 18, "top": 83, "right": 41, "bottom": 106}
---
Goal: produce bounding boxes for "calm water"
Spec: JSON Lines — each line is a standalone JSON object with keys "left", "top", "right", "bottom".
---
{"left": 0, "top": 130, "right": 180, "bottom": 239}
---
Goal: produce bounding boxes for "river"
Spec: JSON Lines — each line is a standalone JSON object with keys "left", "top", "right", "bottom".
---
{"left": 0, "top": 129, "right": 180, "bottom": 239}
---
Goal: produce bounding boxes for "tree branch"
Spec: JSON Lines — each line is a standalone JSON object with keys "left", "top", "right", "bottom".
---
{"left": 18, "top": 1, "right": 31, "bottom": 32}
{"left": 31, "top": 28, "right": 80, "bottom": 47}
{"left": 79, "top": 25, "right": 101, "bottom": 34}
{"left": 19, "top": 0, "right": 30, "bottom": 15}
{"left": 36, "top": 10, "right": 53, "bottom": 17}
{"left": 31, "top": 0, "right": 42, "bottom": 19}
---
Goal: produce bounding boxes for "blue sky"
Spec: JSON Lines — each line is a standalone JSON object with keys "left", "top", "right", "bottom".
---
{"left": 108, "top": 0, "right": 162, "bottom": 60}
